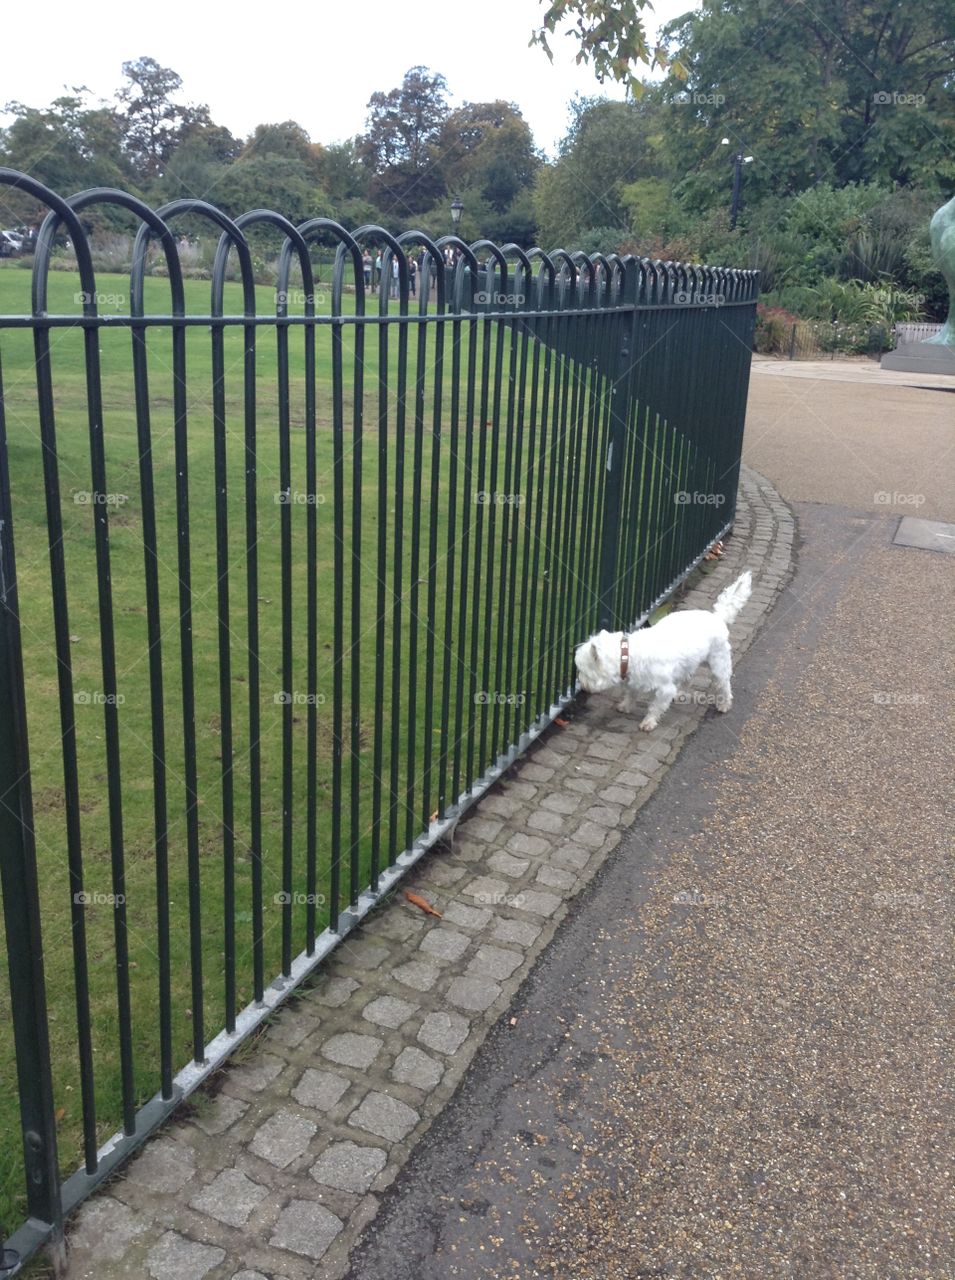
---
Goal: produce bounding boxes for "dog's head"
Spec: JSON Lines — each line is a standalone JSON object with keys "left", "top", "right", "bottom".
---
{"left": 574, "top": 630, "right": 620, "bottom": 694}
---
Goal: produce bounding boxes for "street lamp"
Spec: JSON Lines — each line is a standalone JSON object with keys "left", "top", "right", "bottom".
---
{"left": 720, "top": 139, "right": 753, "bottom": 230}
{"left": 450, "top": 198, "right": 464, "bottom": 232}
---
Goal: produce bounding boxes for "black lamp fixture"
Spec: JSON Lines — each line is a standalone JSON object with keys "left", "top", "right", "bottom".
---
{"left": 720, "top": 138, "right": 753, "bottom": 229}
{"left": 450, "top": 198, "right": 464, "bottom": 231}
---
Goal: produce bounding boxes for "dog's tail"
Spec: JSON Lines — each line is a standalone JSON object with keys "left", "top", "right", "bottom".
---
{"left": 712, "top": 570, "right": 752, "bottom": 626}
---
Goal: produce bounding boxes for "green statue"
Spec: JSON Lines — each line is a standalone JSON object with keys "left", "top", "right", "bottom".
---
{"left": 926, "top": 195, "right": 955, "bottom": 347}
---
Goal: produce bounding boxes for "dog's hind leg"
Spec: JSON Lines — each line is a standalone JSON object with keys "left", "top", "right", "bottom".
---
{"left": 708, "top": 640, "right": 734, "bottom": 712}
{"left": 640, "top": 683, "right": 677, "bottom": 732}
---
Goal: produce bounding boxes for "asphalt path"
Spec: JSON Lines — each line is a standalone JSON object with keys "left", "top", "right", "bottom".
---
{"left": 345, "top": 371, "right": 954, "bottom": 1280}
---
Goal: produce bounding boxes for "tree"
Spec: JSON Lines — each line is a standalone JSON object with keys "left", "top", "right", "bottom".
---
{"left": 0, "top": 90, "right": 134, "bottom": 223}
{"left": 532, "top": 96, "right": 667, "bottom": 246}
{"left": 359, "top": 67, "right": 450, "bottom": 216}
{"left": 118, "top": 56, "right": 208, "bottom": 180}
{"left": 660, "top": 0, "right": 955, "bottom": 199}
{"left": 437, "top": 102, "right": 539, "bottom": 212}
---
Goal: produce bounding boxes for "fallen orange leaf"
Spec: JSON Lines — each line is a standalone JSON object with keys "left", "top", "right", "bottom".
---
{"left": 404, "top": 890, "right": 442, "bottom": 918}
{"left": 555, "top": 716, "right": 569, "bottom": 727}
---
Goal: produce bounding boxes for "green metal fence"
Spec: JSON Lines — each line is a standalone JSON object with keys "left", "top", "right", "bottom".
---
{"left": 0, "top": 169, "right": 758, "bottom": 1267}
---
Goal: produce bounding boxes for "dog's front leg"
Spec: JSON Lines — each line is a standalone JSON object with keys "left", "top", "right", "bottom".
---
{"left": 617, "top": 683, "right": 640, "bottom": 714}
{"left": 639, "top": 684, "right": 677, "bottom": 732}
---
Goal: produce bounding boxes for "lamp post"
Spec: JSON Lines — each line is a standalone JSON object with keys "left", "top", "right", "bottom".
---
{"left": 450, "top": 198, "right": 463, "bottom": 234}
{"left": 720, "top": 139, "right": 753, "bottom": 229}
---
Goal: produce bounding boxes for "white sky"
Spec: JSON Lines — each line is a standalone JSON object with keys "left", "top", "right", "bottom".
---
{"left": 0, "top": 0, "right": 699, "bottom": 157}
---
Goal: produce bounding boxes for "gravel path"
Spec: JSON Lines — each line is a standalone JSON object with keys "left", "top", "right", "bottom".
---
{"left": 345, "top": 381, "right": 954, "bottom": 1279}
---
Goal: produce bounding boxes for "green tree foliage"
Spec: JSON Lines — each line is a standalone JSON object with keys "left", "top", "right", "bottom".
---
{"left": 532, "top": 97, "right": 665, "bottom": 246}
{"left": 531, "top": 0, "right": 680, "bottom": 93}
{"left": 660, "top": 0, "right": 955, "bottom": 200}
{"left": 118, "top": 56, "right": 209, "bottom": 180}
{"left": 359, "top": 67, "right": 450, "bottom": 216}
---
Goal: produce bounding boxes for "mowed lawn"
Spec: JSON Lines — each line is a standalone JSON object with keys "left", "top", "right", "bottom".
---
{"left": 0, "top": 267, "right": 604, "bottom": 1222}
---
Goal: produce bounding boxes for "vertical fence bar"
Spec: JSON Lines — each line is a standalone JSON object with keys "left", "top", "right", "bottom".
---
{"left": 0, "top": 350, "right": 63, "bottom": 1243}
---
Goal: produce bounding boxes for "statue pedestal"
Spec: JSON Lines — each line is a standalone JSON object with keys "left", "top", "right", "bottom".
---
{"left": 881, "top": 341, "right": 955, "bottom": 375}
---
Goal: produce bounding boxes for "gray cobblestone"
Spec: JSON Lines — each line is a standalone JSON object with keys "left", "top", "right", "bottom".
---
{"left": 417, "top": 1010, "right": 471, "bottom": 1055}
{"left": 390, "top": 1045, "right": 445, "bottom": 1090}
{"left": 126, "top": 1138, "right": 196, "bottom": 1194}
{"left": 362, "top": 994, "right": 419, "bottom": 1029}
{"left": 466, "top": 944, "right": 523, "bottom": 981}
{"left": 192, "top": 1094, "right": 249, "bottom": 1136}
{"left": 487, "top": 850, "right": 531, "bottom": 878}
{"left": 446, "top": 974, "right": 502, "bottom": 1012}
{"left": 492, "top": 917, "right": 542, "bottom": 947}
{"left": 514, "top": 889, "right": 563, "bottom": 918}
{"left": 442, "top": 900, "right": 493, "bottom": 930}
{"left": 322, "top": 1031, "right": 384, "bottom": 1069}
{"left": 419, "top": 927, "right": 472, "bottom": 962}
{"left": 392, "top": 958, "right": 441, "bottom": 992}
{"left": 506, "top": 831, "right": 551, "bottom": 857}
{"left": 310, "top": 1140, "right": 387, "bottom": 1193}
{"left": 540, "top": 792, "right": 584, "bottom": 814}
{"left": 526, "top": 808, "right": 565, "bottom": 834}
{"left": 249, "top": 1110, "right": 317, "bottom": 1169}
{"left": 349, "top": 1091, "right": 420, "bottom": 1142}
{"left": 536, "top": 865, "right": 577, "bottom": 891}
{"left": 314, "top": 975, "right": 359, "bottom": 1008}
{"left": 230, "top": 1053, "right": 285, "bottom": 1093}
{"left": 269, "top": 1199, "right": 344, "bottom": 1260}
{"left": 292, "top": 1067, "right": 351, "bottom": 1111}
{"left": 147, "top": 1232, "right": 225, "bottom": 1280}
{"left": 189, "top": 1167, "right": 269, "bottom": 1227}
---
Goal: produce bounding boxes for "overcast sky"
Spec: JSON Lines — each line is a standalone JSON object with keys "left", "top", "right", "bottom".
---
{"left": 0, "top": 0, "right": 699, "bottom": 157}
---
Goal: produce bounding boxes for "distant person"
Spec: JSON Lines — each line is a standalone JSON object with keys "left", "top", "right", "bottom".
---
{"left": 391, "top": 254, "right": 399, "bottom": 299}
{"left": 375, "top": 251, "right": 382, "bottom": 290}
{"left": 362, "top": 251, "right": 371, "bottom": 291}
{"left": 408, "top": 253, "right": 417, "bottom": 298}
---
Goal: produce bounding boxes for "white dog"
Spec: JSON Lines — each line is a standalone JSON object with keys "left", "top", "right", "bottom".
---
{"left": 574, "top": 571, "right": 752, "bottom": 731}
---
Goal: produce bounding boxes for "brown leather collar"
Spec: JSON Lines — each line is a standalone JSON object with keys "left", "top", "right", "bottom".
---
{"left": 619, "top": 634, "right": 630, "bottom": 680}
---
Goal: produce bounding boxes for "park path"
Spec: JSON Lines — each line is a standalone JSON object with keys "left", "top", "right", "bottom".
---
{"left": 343, "top": 363, "right": 954, "bottom": 1280}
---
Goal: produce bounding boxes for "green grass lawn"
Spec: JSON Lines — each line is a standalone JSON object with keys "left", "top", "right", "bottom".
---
{"left": 0, "top": 268, "right": 630, "bottom": 1224}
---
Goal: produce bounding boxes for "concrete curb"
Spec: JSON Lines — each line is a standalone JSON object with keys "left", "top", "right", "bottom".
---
{"left": 63, "top": 465, "right": 795, "bottom": 1280}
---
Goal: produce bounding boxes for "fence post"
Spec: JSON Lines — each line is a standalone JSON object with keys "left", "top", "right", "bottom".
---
{"left": 788, "top": 323, "right": 797, "bottom": 360}
{"left": 0, "top": 382, "right": 63, "bottom": 1254}
{"left": 596, "top": 288, "right": 639, "bottom": 631}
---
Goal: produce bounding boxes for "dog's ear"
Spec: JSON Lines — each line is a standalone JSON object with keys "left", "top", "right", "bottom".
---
{"left": 590, "top": 641, "right": 600, "bottom": 662}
